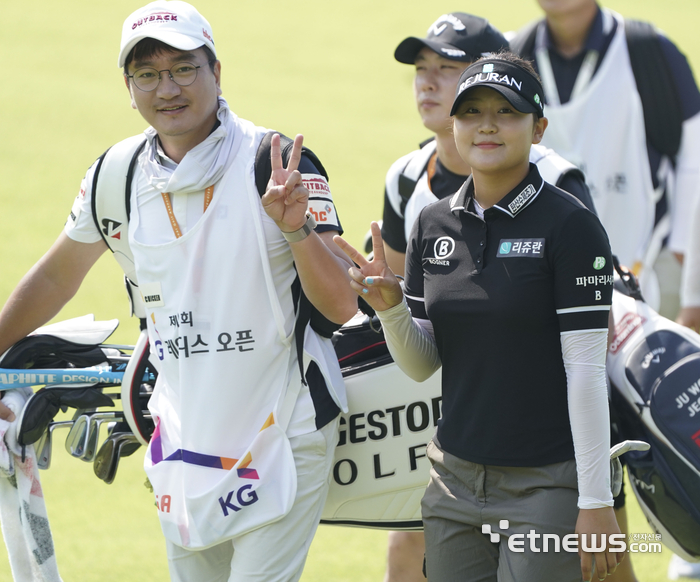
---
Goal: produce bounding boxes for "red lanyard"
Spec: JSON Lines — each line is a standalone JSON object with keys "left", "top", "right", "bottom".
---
{"left": 161, "top": 185, "right": 214, "bottom": 239}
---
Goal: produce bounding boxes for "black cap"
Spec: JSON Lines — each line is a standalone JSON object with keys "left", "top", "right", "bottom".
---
{"left": 394, "top": 13, "right": 508, "bottom": 64}
{"left": 450, "top": 58, "right": 546, "bottom": 117}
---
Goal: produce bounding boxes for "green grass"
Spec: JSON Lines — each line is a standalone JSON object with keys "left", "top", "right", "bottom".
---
{"left": 1, "top": 0, "right": 699, "bottom": 580}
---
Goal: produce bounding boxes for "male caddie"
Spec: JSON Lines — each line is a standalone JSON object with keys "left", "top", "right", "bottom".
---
{"left": 0, "top": 2, "right": 357, "bottom": 580}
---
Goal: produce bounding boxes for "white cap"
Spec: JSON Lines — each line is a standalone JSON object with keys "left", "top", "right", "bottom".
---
{"left": 118, "top": 1, "right": 216, "bottom": 68}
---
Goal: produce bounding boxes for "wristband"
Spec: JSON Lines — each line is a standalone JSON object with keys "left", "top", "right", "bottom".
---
{"left": 282, "top": 213, "right": 317, "bottom": 243}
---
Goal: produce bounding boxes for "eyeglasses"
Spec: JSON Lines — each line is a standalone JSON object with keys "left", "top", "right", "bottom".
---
{"left": 126, "top": 60, "right": 213, "bottom": 92}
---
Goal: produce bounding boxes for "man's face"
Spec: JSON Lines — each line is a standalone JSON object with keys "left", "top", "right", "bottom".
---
{"left": 536, "top": 0, "right": 596, "bottom": 17}
{"left": 413, "top": 47, "right": 469, "bottom": 136}
{"left": 125, "top": 46, "right": 221, "bottom": 152}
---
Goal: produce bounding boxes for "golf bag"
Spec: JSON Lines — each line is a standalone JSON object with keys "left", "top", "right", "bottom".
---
{"left": 1, "top": 315, "right": 157, "bottom": 482}
{"left": 321, "top": 312, "right": 442, "bottom": 530}
{"left": 608, "top": 266, "right": 700, "bottom": 561}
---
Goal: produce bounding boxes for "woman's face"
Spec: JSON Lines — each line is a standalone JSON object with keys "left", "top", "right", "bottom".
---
{"left": 452, "top": 86, "right": 546, "bottom": 177}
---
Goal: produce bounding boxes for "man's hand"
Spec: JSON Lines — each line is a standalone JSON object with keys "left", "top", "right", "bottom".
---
{"left": 0, "top": 400, "right": 15, "bottom": 422}
{"left": 261, "top": 133, "right": 309, "bottom": 233}
{"left": 677, "top": 306, "right": 700, "bottom": 333}
{"left": 576, "top": 506, "right": 624, "bottom": 581}
{"left": 334, "top": 222, "right": 404, "bottom": 312}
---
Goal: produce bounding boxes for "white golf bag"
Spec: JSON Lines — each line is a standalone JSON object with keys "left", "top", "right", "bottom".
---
{"left": 608, "top": 267, "right": 700, "bottom": 561}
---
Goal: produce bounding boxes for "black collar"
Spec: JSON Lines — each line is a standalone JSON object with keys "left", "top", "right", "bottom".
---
{"left": 451, "top": 163, "right": 545, "bottom": 219}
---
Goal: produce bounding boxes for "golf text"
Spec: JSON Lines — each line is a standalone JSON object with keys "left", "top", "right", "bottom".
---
{"left": 0, "top": 370, "right": 117, "bottom": 385}
{"left": 482, "top": 521, "right": 662, "bottom": 553}
{"left": 332, "top": 397, "right": 441, "bottom": 485}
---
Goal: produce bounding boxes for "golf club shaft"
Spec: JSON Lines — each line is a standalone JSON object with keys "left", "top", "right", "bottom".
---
{"left": 0, "top": 366, "right": 155, "bottom": 389}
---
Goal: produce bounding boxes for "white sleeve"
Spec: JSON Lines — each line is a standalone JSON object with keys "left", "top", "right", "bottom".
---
{"left": 561, "top": 329, "right": 614, "bottom": 509}
{"left": 63, "top": 160, "right": 103, "bottom": 244}
{"left": 681, "top": 191, "right": 700, "bottom": 306}
{"left": 668, "top": 111, "right": 700, "bottom": 254}
{"left": 375, "top": 298, "right": 441, "bottom": 382}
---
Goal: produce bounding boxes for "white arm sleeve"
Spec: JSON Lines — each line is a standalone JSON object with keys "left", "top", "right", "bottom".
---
{"left": 376, "top": 298, "right": 441, "bottom": 382}
{"left": 561, "top": 329, "right": 614, "bottom": 509}
{"left": 668, "top": 112, "right": 700, "bottom": 254}
{"left": 681, "top": 191, "right": 700, "bottom": 307}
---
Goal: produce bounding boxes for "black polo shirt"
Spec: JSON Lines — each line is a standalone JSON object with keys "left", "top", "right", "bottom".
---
{"left": 404, "top": 164, "right": 613, "bottom": 467}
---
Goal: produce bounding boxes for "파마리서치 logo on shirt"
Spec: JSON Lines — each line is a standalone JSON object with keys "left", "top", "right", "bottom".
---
{"left": 593, "top": 256, "right": 606, "bottom": 270}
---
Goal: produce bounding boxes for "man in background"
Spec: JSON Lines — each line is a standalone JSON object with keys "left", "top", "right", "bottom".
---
{"left": 510, "top": 0, "right": 700, "bottom": 320}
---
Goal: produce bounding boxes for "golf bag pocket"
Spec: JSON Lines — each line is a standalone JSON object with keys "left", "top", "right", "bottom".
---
{"left": 146, "top": 417, "right": 297, "bottom": 549}
{"left": 649, "top": 353, "right": 700, "bottom": 472}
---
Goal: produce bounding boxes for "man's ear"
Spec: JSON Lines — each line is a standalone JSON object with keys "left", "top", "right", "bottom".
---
{"left": 213, "top": 60, "right": 222, "bottom": 97}
{"left": 124, "top": 75, "right": 138, "bottom": 110}
{"left": 532, "top": 116, "right": 548, "bottom": 145}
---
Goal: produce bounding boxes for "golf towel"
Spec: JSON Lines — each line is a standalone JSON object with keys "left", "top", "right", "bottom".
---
{"left": 0, "top": 388, "right": 62, "bottom": 582}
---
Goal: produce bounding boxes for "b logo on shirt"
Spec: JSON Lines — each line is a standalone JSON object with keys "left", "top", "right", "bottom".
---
{"left": 434, "top": 237, "right": 455, "bottom": 259}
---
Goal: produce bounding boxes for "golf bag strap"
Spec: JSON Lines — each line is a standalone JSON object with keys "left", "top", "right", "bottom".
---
{"left": 254, "top": 130, "right": 343, "bottom": 339}
{"left": 253, "top": 130, "right": 329, "bottom": 194}
{"left": 91, "top": 134, "right": 148, "bottom": 321}
{"left": 508, "top": 20, "right": 539, "bottom": 60}
{"left": 613, "top": 255, "right": 645, "bottom": 301}
{"left": 625, "top": 19, "right": 683, "bottom": 160}
{"left": 397, "top": 139, "right": 437, "bottom": 216}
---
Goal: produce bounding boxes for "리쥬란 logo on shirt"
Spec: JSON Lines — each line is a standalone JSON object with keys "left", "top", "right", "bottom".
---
{"left": 497, "top": 238, "right": 545, "bottom": 258}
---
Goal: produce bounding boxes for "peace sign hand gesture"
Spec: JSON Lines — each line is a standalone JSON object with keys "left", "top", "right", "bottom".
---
{"left": 261, "top": 133, "right": 310, "bottom": 233}
{"left": 333, "top": 222, "right": 404, "bottom": 312}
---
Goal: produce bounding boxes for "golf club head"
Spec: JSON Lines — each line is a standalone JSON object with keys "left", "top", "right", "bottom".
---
{"left": 94, "top": 431, "right": 137, "bottom": 484}
{"left": 37, "top": 421, "right": 73, "bottom": 470}
{"left": 83, "top": 412, "right": 124, "bottom": 463}
{"left": 94, "top": 434, "right": 118, "bottom": 482}
{"left": 65, "top": 415, "right": 90, "bottom": 459}
{"left": 107, "top": 434, "right": 141, "bottom": 484}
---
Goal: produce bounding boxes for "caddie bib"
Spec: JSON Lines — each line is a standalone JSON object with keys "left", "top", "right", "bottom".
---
{"left": 129, "top": 117, "right": 301, "bottom": 549}
{"left": 535, "top": 12, "right": 655, "bottom": 271}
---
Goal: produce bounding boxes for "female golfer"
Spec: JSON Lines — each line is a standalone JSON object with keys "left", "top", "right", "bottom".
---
{"left": 335, "top": 52, "right": 623, "bottom": 582}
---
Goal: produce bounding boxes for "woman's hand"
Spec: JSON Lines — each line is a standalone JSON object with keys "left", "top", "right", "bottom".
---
{"left": 576, "top": 507, "right": 625, "bottom": 581}
{"left": 333, "top": 222, "right": 404, "bottom": 312}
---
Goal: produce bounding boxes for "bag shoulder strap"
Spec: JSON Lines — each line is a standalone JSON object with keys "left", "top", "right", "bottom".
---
{"left": 91, "top": 135, "right": 147, "bottom": 320}
{"left": 509, "top": 19, "right": 540, "bottom": 59}
{"left": 254, "top": 130, "right": 328, "bottom": 196}
{"left": 253, "top": 130, "right": 343, "bottom": 385}
{"left": 91, "top": 135, "right": 147, "bottom": 275}
{"left": 397, "top": 139, "right": 437, "bottom": 213}
{"left": 624, "top": 19, "right": 683, "bottom": 159}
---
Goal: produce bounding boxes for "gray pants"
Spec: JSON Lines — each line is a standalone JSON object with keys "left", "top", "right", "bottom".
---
{"left": 422, "top": 438, "right": 583, "bottom": 582}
